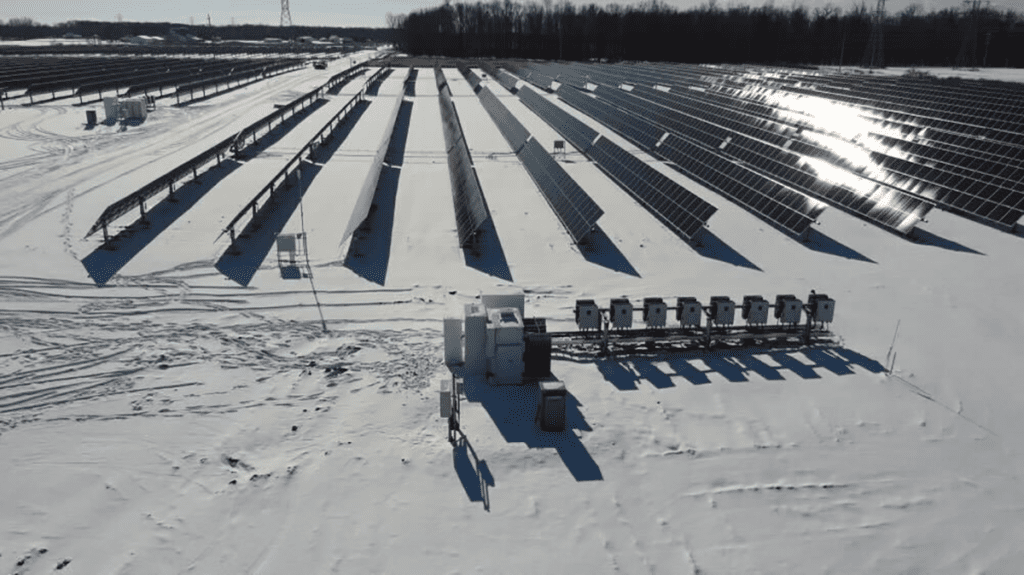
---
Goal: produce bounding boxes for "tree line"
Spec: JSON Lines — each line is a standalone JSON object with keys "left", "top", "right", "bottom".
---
{"left": 0, "top": 18, "right": 396, "bottom": 44}
{"left": 393, "top": 1, "right": 1024, "bottom": 67}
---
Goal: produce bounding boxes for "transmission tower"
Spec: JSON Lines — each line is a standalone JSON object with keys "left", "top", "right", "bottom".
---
{"left": 955, "top": 0, "right": 984, "bottom": 69}
{"left": 861, "top": 0, "right": 886, "bottom": 68}
{"left": 280, "top": 0, "right": 292, "bottom": 28}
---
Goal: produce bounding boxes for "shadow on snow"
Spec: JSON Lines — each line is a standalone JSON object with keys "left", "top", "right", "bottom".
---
{"left": 343, "top": 100, "right": 413, "bottom": 285}
{"left": 583, "top": 344, "right": 885, "bottom": 388}
{"left": 80, "top": 98, "right": 332, "bottom": 286}
{"left": 215, "top": 100, "right": 370, "bottom": 286}
{"left": 463, "top": 378, "right": 603, "bottom": 482}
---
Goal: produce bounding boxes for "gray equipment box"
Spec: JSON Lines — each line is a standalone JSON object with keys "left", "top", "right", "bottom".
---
{"left": 709, "top": 296, "right": 736, "bottom": 325}
{"left": 742, "top": 295, "right": 769, "bottom": 324}
{"left": 775, "top": 294, "right": 802, "bottom": 324}
{"left": 537, "top": 380, "right": 567, "bottom": 432}
{"left": 574, "top": 299, "right": 600, "bottom": 330}
{"left": 809, "top": 293, "right": 835, "bottom": 323}
{"left": 676, "top": 297, "right": 703, "bottom": 327}
{"left": 610, "top": 298, "right": 633, "bottom": 329}
{"left": 642, "top": 297, "right": 667, "bottom": 328}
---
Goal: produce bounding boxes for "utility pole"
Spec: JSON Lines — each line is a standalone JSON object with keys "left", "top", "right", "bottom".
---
{"left": 956, "top": 0, "right": 984, "bottom": 69}
{"left": 281, "top": 0, "right": 292, "bottom": 28}
{"left": 861, "top": 0, "right": 885, "bottom": 68}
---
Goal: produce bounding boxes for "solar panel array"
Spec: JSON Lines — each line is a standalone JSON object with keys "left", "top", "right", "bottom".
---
{"left": 515, "top": 85, "right": 598, "bottom": 151}
{"left": 475, "top": 81, "right": 531, "bottom": 152}
{"left": 458, "top": 69, "right": 603, "bottom": 244}
{"left": 517, "top": 137, "right": 604, "bottom": 244}
{"left": 554, "top": 83, "right": 824, "bottom": 238}
{"left": 435, "top": 66, "right": 492, "bottom": 247}
{"left": 521, "top": 61, "right": 1024, "bottom": 236}
{"left": 538, "top": 62, "right": 928, "bottom": 235}
{"left": 514, "top": 83, "right": 717, "bottom": 243}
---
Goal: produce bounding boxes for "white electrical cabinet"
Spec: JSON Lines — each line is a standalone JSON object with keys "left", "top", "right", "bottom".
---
{"left": 463, "top": 304, "right": 487, "bottom": 376}
{"left": 443, "top": 316, "right": 463, "bottom": 366}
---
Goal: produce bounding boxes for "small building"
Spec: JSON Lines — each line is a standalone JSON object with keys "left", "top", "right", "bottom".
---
{"left": 122, "top": 35, "right": 164, "bottom": 45}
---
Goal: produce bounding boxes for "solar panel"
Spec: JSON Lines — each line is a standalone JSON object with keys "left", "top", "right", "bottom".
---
{"left": 556, "top": 85, "right": 664, "bottom": 149}
{"left": 587, "top": 137, "right": 717, "bottom": 242}
{"left": 515, "top": 84, "right": 716, "bottom": 243}
{"left": 582, "top": 79, "right": 929, "bottom": 235}
{"left": 526, "top": 61, "right": 1024, "bottom": 234}
{"left": 516, "top": 85, "right": 598, "bottom": 152}
{"left": 516, "top": 137, "right": 603, "bottom": 244}
{"left": 457, "top": 68, "right": 603, "bottom": 244}
{"left": 553, "top": 84, "right": 822, "bottom": 239}
{"left": 492, "top": 68, "right": 521, "bottom": 93}
{"left": 476, "top": 86, "right": 530, "bottom": 152}
{"left": 436, "top": 67, "right": 491, "bottom": 247}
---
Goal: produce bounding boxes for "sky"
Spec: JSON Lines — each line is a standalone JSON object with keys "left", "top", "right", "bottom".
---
{"left": 0, "top": 0, "right": 1002, "bottom": 29}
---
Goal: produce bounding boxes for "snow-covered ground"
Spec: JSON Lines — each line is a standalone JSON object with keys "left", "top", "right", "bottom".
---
{"left": 1, "top": 61, "right": 1022, "bottom": 574}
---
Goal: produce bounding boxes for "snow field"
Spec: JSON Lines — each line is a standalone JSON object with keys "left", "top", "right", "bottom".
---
{"left": 0, "top": 60, "right": 1023, "bottom": 573}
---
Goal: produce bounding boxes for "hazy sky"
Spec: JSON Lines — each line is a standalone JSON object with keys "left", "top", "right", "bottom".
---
{"left": 1, "top": 0, "right": 999, "bottom": 28}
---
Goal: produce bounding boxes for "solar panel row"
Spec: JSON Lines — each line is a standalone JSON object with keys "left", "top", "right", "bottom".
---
{"left": 515, "top": 85, "right": 598, "bottom": 151}
{"left": 458, "top": 67, "right": 604, "bottom": 244}
{"left": 555, "top": 65, "right": 929, "bottom": 235}
{"left": 476, "top": 85, "right": 531, "bottom": 152}
{"left": 617, "top": 62, "right": 1024, "bottom": 232}
{"left": 588, "top": 137, "right": 717, "bottom": 242}
{"left": 516, "top": 137, "right": 604, "bottom": 244}
{"left": 436, "top": 66, "right": 492, "bottom": 247}
{"left": 514, "top": 83, "right": 716, "bottom": 243}
{"left": 555, "top": 84, "right": 822, "bottom": 238}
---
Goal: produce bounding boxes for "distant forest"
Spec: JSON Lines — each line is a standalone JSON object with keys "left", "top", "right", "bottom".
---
{"left": 0, "top": 18, "right": 396, "bottom": 44}
{"left": 394, "top": 0, "right": 1024, "bottom": 67}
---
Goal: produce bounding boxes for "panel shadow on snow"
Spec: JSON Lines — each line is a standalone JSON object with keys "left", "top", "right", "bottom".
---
{"left": 343, "top": 100, "right": 413, "bottom": 285}
{"left": 80, "top": 99, "right": 337, "bottom": 286}
{"left": 216, "top": 161, "right": 321, "bottom": 286}
{"left": 692, "top": 228, "right": 761, "bottom": 271}
{"left": 579, "top": 226, "right": 640, "bottom": 277}
{"left": 803, "top": 228, "right": 876, "bottom": 263}
{"left": 583, "top": 345, "right": 885, "bottom": 388}
{"left": 909, "top": 227, "right": 984, "bottom": 254}
{"left": 463, "top": 380, "right": 602, "bottom": 482}
{"left": 81, "top": 159, "right": 241, "bottom": 285}
{"left": 463, "top": 217, "right": 513, "bottom": 281}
